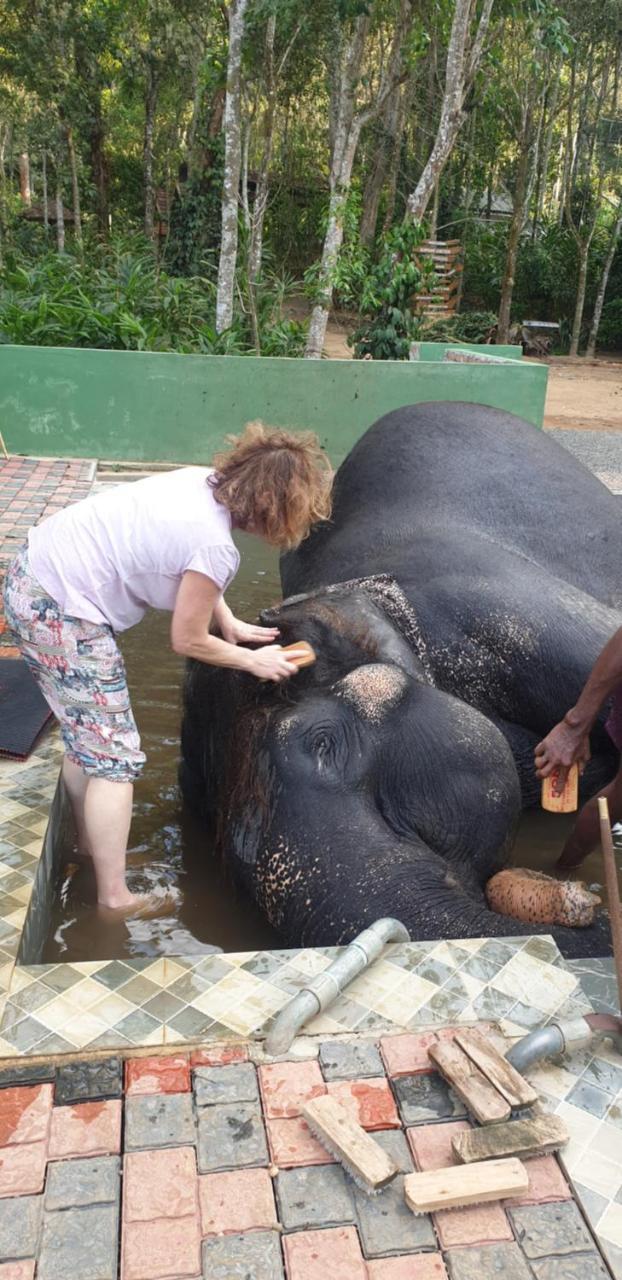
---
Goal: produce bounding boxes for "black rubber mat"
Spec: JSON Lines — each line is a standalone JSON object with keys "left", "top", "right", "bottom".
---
{"left": 0, "top": 657, "right": 53, "bottom": 759}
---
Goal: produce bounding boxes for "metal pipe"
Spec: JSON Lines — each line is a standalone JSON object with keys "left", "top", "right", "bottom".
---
{"left": 506, "top": 1017, "right": 594, "bottom": 1074}
{"left": 265, "top": 918, "right": 410, "bottom": 1056}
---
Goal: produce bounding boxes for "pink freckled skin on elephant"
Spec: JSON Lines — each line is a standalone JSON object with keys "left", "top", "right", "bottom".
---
{"left": 486, "top": 868, "right": 600, "bottom": 928}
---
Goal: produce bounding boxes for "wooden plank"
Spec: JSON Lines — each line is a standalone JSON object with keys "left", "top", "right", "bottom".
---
{"left": 452, "top": 1115, "right": 569, "bottom": 1165}
{"left": 404, "top": 1158, "right": 528, "bottom": 1213}
{"left": 302, "top": 1095, "right": 398, "bottom": 1192}
{"left": 428, "top": 1040, "right": 511, "bottom": 1125}
{"left": 454, "top": 1029, "right": 539, "bottom": 1108}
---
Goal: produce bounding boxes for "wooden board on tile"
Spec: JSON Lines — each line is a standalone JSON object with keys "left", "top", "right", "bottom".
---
{"left": 428, "top": 1039, "right": 511, "bottom": 1125}
{"left": 302, "top": 1095, "right": 398, "bottom": 1192}
{"left": 454, "top": 1028, "right": 538, "bottom": 1108}
{"left": 404, "top": 1157, "right": 529, "bottom": 1213}
{"left": 452, "top": 1115, "right": 569, "bottom": 1164}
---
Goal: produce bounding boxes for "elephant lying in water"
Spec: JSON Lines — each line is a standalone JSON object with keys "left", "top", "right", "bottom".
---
{"left": 181, "top": 401, "right": 621, "bottom": 957}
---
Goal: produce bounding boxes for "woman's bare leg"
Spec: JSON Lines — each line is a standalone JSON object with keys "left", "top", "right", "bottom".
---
{"left": 62, "top": 756, "right": 93, "bottom": 857}
{"left": 556, "top": 766, "right": 622, "bottom": 871}
{"left": 82, "top": 776, "right": 137, "bottom": 908}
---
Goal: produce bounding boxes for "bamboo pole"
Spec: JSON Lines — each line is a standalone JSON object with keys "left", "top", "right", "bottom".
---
{"left": 598, "top": 797, "right": 622, "bottom": 1013}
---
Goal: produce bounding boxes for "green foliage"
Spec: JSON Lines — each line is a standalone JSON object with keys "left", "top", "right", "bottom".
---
{"left": 164, "top": 147, "right": 224, "bottom": 278}
{"left": 303, "top": 190, "right": 371, "bottom": 311}
{"left": 348, "top": 220, "right": 433, "bottom": 359}
{"left": 598, "top": 298, "right": 622, "bottom": 352}
{"left": 423, "top": 311, "right": 499, "bottom": 343}
{"left": 0, "top": 240, "right": 307, "bottom": 357}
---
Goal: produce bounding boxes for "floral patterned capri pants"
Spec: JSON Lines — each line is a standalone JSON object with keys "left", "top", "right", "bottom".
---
{"left": 3, "top": 546, "right": 146, "bottom": 783}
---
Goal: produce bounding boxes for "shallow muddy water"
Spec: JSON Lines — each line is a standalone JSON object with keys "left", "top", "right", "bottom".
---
{"left": 42, "top": 536, "right": 616, "bottom": 962}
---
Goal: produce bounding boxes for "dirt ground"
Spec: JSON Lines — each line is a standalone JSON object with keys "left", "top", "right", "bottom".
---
{"left": 319, "top": 313, "right": 622, "bottom": 432}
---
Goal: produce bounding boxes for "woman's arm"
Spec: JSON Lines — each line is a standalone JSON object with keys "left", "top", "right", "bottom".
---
{"left": 535, "top": 624, "right": 622, "bottom": 779}
{"left": 171, "top": 571, "right": 299, "bottom": 681}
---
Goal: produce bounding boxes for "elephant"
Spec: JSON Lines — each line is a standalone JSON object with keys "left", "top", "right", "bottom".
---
{"left": 180, "top": 401, "right": 622, "bottom": 957}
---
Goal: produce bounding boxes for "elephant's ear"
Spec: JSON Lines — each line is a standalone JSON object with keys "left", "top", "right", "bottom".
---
{"left": 223, "top": 720, "right": 276, "bottom": 890}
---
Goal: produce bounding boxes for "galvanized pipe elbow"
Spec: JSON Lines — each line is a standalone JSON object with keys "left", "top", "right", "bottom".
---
{"left": 506, "top": 1017, "right": 594, "bottom": 1074}
{"left": 265, "top": 918, "right": 410, "bottom": 1056}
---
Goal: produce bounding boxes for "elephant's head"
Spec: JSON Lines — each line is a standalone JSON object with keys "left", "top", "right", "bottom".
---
{"left": 181, "top": 576, "right": 538, "bottom": 948}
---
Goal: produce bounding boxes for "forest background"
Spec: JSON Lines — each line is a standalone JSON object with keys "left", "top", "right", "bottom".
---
{"left": 0, "top": 0, "right": 621, "bottom": 360}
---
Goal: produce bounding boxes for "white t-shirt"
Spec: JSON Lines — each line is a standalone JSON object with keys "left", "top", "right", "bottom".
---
{"left": 27, "top": 467, "right": 240, "bottom": 632}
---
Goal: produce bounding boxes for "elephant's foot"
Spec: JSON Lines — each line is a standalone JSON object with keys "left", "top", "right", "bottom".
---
{"left": 485, "top": 867, "right": 601, "bottom": 928}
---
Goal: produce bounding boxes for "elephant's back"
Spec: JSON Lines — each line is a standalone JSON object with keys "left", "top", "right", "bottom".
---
{"left": 285, "top": 402, "right": 622, "bottom": 607}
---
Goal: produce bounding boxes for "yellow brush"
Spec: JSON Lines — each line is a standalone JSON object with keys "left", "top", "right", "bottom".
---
{"left": 282, "top": 641, "right": 317, "bottom": 669}
{"left": 541, "top": 763, "right": 579, "bottom": 813}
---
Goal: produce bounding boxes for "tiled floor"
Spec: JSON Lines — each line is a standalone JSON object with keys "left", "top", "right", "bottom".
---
{"left": 0, "top": 1032, "right": 612, "bottom": 1279}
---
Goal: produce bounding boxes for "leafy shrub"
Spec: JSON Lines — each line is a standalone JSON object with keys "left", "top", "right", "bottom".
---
{"left": 348, "top": 220, "right": 433, "bottom": 359}
{"left": 598, "top": 297, "right": 622, "bottom": 351}
{"left": 423, "top": 311, "right": 498, "bottom": 344}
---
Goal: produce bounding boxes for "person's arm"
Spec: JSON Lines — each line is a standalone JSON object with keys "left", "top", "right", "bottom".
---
{"left": 535, "top": 625, "right": 622, "bottom": 779}
{"left": 211, "top": 595, "right": 280, "bottom": 646}
{"left": 171, "top": 571, "right": 300, "bottom": 682}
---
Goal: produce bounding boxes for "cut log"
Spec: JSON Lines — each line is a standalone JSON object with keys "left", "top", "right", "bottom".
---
{"left": 404, "top": 1157, "right": 529, "bottom": 1213}
{"left": 428, "top": 1040, "right": 511, "bottom": 1125}
{"left": 452, "top": 1115, "right": 569, "bottom": 1164}
{"left": 454, "top": 1029, "right": 539, "bottom": 1108}
{"left": 302, "top": 1095, "right": 398, "bottom": 1193}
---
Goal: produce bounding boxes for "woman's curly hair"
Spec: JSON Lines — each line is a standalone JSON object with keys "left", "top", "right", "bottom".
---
{"left": 209, "top": 421, "right": 333, "bottom": 550}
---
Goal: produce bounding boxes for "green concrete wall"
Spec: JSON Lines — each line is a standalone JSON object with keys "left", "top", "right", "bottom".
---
{"left": 0, "top": 345, "right": 547, "bottom": 464}
{"left": 415, "top": 342, "right": 522, "bottom": 361}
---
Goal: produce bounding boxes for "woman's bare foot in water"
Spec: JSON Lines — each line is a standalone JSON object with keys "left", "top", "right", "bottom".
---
{"left": 96, "top": 888, "right": 179, "bottom": 919}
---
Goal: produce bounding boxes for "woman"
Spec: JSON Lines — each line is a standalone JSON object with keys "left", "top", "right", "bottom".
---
{"left": 4, "top": 421, "right": 332, "bottom": 915}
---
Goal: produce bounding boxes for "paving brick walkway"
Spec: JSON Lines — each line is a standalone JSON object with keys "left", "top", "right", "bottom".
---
{"left": 0, "top": 456, "right": 95, "bottom": 657}
{"left": 0, "top": 1033, "right": 610, "bottom": 1280}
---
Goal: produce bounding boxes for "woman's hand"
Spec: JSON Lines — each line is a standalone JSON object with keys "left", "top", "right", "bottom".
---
{"left": 534, "top": 718, "right": 591, "bottom": 781}
{"left": 220, "top": 615, "right": 280, "bottom": 646}
{"left": 247, "top": 645, "right": 302, "bottom": 682}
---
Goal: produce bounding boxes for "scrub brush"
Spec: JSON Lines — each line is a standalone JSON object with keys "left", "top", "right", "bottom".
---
{"left": 404, "top": 1157, "right": 528, "bottom": 1214}
{"left": 301, "top": 1095, "right": 398, "bottom": 1194}
{"left": 282, "top": 640, "right": 316, "bottom": 669}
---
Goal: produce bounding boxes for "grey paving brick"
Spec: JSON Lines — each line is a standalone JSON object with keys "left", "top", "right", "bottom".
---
{"left": 509, "top": 1203, "right": 596, "bottom": 1258}
{"left": 319, "top": 1040, "right": 384, "bottom": 1080}
{"left": 55, "top": 1058, "right": 122, "bottom": 1105}
{"left": 194, "top": 1062, "right": 259, "bottom": 1106}
{"left": 124, "top": 1093, "right": 195, "bottom": 1150}
{"left": 353, "top": 1174, "right": 436, "bottom": 1257}
{"left": 531, "top": 1254, "right": 611, "bottom": 1279}
{"left": 373, "top": 1128, "right": 414, "bottom": 1173}
{"left": 0, "top": 1194, "right": 42, "bottom": 1260}
{"left": 45, "top": 1156, "right": 120, "bottom": 1210}
{"left": 0, "top": 1061, "right": 55, "bottom": 1088}
{"left": 392, "top": 1072, "right": 466, "bottom": 1125}
{"left": 446, "top": 1243, "right": 533, "bottom": 1280}
{"left": 202, "top": 1230, "right": 284, "bottom": 1278}
{"left": 38, "top": 1204, "right": 118, "bottom": 1280}
{"left": 197, "top": 1102, "right": 269, "bottom": 1172}
{"left": 276, "top": 1164, "right": 355, "bottom": 1230}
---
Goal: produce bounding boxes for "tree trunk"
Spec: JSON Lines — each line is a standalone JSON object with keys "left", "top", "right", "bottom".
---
{"left": 360, "top": 81, "right": 401, "bottom": 246}
{"left": 497, "top": 105, "right": 534, "bottom": 343}
{"left": 55, "top": 165, "right": 65, "bottom": 252}
{"left": 64, "top": 124, "right": 82, "bottom": 243}
{"left": 18, "top": 151, "right": 31, "bottom": 205}
{"left": 382, "top": 81, "right": 410, "bottom": 233}
{"left": 407, "top": 0, "right": 494, "bottom": 222}
{"left": 143, "top": 59, "right": 158, "bottom": 240}
{"left": 586, "top": 203, "right": 622, "bottom": 359}
{"left": 305, "top": 184, "right": 352, "bottom": 359}
{"left": 216, "top": 0, "right": 249, "bottom": 333}
{"left": 248, "top": 14, "right": 279, "bottom": 281}
{"left": 532, "top": 73, "right": 560, "bottom": 236}
{"left": 42, "top": 150, "right": 49, "bottom": 235}
{"left": 90, "top": 101, "right": 109, "bottom": 234}
{"left": 569, "top": 240, "right": 589, "bottom": 356}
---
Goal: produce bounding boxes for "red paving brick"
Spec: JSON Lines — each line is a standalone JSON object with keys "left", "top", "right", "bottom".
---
{"left": 0, "top": 1084, "right": 53, "bottom": 1145}
{"left": 367, "top": 1258, "right": 449, "bottom": 1280}
{"left": 199, "top": 1167, "right": 277, "bottom": 1236}
{"left": 326, "top": 1077, "right": 400, "bottom": 1130}
{"left": 266, "top": 1116, "right": 335, "bottom": 1168}
{"left": 190, "top": 1045, "right": 248, "bottom": 1067}
{"left": 125, "top": 1056, "right": 190, "bottom": 1096}
{"left": 0, "top": 1265, "right": 36, "bottom": 1280}
{"left": 48, "top": 1099, "right": 122, "bottom": 1159}
{"left": 506, "top": 1155, "right": 572, "bottom": 1205}
{"left": 433, "top": 1203, "right": 514, "bottom": 1249}
{"left": 259, "top": 1059, "right": 326, "bottom": 1119}
{"left": 0, "top": 1140, "right": 47, "bottom": 1196}
{"left": 122, "top": 1215, "right": 201, "bottom": 1280}
{"left": 124, "top": 1146, "right": 198, "bottom": 1221}
{"left": 282, "top": 1226, "right": 367, "bottom": 1280}
{"left": 380, "top": 1033, "right": 440, "bottom": 1076}
{"left": 407, "top": 1121, "right": 471, "bottom": 1170}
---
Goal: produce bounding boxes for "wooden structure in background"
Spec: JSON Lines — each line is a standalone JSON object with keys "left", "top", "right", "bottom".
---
{"left": 415, "top": 239, "right": 463, "bottom": 319}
